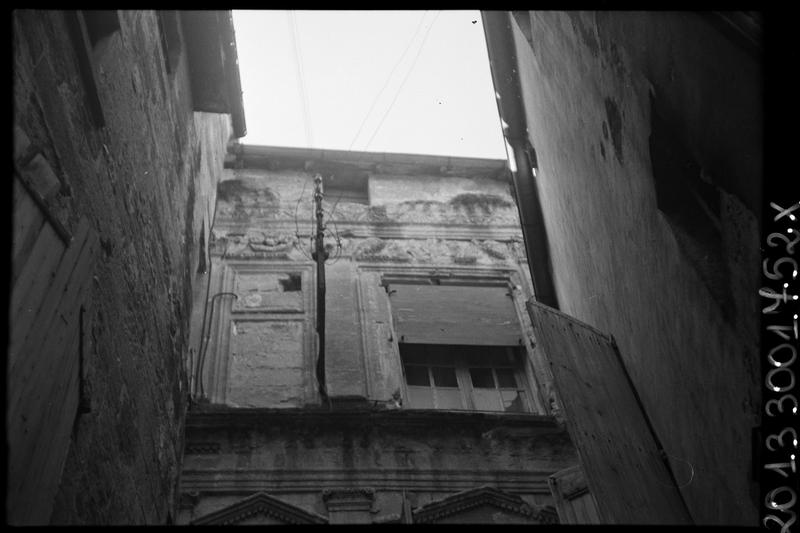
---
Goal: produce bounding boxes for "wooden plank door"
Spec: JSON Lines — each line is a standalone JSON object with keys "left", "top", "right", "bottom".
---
{"left": 8, "top": 177, "right": 98, "bottom": 525}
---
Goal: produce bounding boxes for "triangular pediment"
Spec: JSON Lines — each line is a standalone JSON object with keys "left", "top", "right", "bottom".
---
{"left": 191, "top": 491, "right": 328, "bottom": 525}
{"left": 412, "top": 486, "right": 558, "bottom": 524}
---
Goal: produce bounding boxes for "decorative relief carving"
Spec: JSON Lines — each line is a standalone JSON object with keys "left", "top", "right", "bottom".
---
{"left": 349, "top": 238, "right": 513, "bottom": 265}
{"left": 212, "top": 228, "right": 518, "bottom": 266}
{"left": 214, "top": 182, "right": 520, "bottom": 227}
{"left": 212, "top": 231, "right": 297, "bottom": 259}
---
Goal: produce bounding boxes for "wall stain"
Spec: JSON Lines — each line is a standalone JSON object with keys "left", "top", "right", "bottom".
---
{"left": 604, "top": 98, "right": 623, "bottom": 164}
{"left": 566, "top": 12, "right": 599, "bottom": 57}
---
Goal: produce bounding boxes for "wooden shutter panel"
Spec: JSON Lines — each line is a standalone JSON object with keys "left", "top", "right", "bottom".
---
{"left": 527, "top": 300, "right": 693, "bottom": 524}
{"left": 389, "top": 284, "right": 522, "bottom": 346}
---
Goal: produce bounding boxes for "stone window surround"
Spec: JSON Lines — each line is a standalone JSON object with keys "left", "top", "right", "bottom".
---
{"left": 201, "top": 259, "right": 553, "bottom": 415}
{"left": 356, "top": 264, "right": 550, "bottom": 415}
{"left": 203, "top": 260, "right": 317, "bottom": 406}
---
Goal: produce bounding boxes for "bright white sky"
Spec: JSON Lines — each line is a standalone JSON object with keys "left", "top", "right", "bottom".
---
{"left": 231, "top": 10, "right": 507, "bottom": 159}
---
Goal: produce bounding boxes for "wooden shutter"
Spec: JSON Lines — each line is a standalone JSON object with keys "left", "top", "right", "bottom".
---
{"left": 527, "top": 300, "right": 693, "bottom": 524}
{"left": 389, "top": 283, "right": 521, "bottom": 346}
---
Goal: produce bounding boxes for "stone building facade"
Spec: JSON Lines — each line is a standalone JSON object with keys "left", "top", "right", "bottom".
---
{"left": 177, "top": 145, "right": 586, "bottom": 524}
{"left": 10, "top": 10, "right": 244, "bottom": 524}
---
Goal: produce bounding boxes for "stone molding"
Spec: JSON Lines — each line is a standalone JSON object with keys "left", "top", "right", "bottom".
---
{"left": 322, "top": 487, "right": 376, "bottom": 513}
{"left": 184, "top": 405, "right": 563, "bottom": 431}
{"left": 185, "top": 441, "right": 221, "bottom": 455}
{"left": 179, "top": 469, "right": 554, "bottom": 495}
{"left": 190, "top": 491, "right": 328, "bottom": 525}
{"left": 212, "top": 220, "right": 525, "bottom": 245}
{"left": 411, "top": 485, "right": 559, "bottom": 524}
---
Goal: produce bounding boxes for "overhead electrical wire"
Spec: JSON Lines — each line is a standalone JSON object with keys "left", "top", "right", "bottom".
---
{"left": 288, "top": 10, "right": 314, "bottom": 147}
{"left": 328, "top": 12, "right": 442, "bottom": 236}
{"left": 293, "top": 11, "right": 443, "bottom": 265}
{"left": 362, "top": 10, "right": 441, "bottom": 152}
{"left": 347, "top": 11, "right": 430, "bottom": 151}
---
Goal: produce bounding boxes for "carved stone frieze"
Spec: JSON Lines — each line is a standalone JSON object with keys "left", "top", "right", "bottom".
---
{"left": 211, "top": 229, "right": 519, "bottom": 266}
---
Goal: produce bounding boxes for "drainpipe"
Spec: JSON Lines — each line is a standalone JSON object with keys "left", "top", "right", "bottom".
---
{"left": 482, "top": 11, "right": 559, "bottom": 310}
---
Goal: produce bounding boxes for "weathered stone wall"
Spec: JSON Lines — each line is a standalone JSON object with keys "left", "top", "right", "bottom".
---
{"left": 182, "top": 153, "right": 573, "bottom": 523}
{"left": 12, "top": 10, "right": 233, "bottom": 524}
{"left": 178, "top": 409, "right": 577, "bottom": 524}
{"left": 203, "top": 165, "right": 551, "bottom": 408}
{"left": 509, "top": 12, "right": 760, "bottom": 525}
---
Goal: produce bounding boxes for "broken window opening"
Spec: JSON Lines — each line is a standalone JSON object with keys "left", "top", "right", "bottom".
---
{"left": 279, "top": 273, "right": 302, "bottom": 292}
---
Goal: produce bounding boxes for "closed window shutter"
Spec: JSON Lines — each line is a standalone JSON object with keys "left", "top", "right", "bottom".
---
{"left": 389, "top": 284, "right": 522, "bottom": 346}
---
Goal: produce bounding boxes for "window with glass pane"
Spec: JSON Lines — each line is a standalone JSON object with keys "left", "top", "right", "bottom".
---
{"left": 400, "top": 344, "right": 529, "bottom": 413}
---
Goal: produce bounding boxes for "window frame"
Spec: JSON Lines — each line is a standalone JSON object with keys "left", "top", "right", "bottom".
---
{"left": 400, "top": 343, "right": 533, "bottom": 413}
{"left": 355, "top": 264, "right": 549, "bottom": 415}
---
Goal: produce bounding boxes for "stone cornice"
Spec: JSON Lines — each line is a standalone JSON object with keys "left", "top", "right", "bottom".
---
{"left": 230, "top": 144, "right": 509, "bottom": 181}
{"left": 185, "top": 405, "right": 563, "bottom": 433}
{"left": 179, "top": 469, "right": 554, "bottom": 495}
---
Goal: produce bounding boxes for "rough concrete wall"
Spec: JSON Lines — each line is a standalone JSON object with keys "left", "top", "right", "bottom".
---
{"left": 511, "top": 11, "right": 760, "bottom": 525}
{"left": 12, "top": 10, "right": 232, "bottom": 524}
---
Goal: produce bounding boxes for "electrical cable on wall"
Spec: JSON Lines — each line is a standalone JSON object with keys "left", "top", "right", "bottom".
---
{"left": 280, "top": 9, "right": 444, "bottom": 398}
{"left": 193, "top": 238, "right": 229, "bottom": 399}
{"left": 309, "top": 11, "right": 441, "bottom": 270}
{"left": 293, "top": 179, "right": 314, "bottom": 261}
